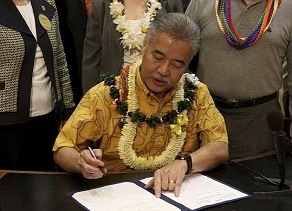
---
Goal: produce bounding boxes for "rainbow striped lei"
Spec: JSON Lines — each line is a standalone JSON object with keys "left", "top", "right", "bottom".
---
{"left": 215, "top": 0, "right": 282, "bottom": 49}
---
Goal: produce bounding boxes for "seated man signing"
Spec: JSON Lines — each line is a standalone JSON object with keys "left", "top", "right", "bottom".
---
{"left": 53, "top": 13, "right": 229, "bottom": 198}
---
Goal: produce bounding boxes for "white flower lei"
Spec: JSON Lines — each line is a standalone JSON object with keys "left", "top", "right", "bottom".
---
{"left": 109, "top": 0, "right": 162, "bottom": 50}
{"left": 118, "top": 57, "right": 200, "bottom": 170}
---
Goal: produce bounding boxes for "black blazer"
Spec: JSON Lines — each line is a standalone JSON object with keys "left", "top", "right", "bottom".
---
{"left": 55, "top": 0, "right": 88, "bottom": 104}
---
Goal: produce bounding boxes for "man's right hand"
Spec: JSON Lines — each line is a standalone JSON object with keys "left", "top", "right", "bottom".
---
{"left": 78, "top": 148, "right": 106, "bottom": 179}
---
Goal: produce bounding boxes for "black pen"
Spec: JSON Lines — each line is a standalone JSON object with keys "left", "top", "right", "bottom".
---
{"left": 88, "top": 146, "right": 106, "bottom": 176}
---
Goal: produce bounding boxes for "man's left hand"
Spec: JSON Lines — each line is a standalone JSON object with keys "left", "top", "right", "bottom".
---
{"left": 144, "top": 160, "right": 187, "bottom": 197}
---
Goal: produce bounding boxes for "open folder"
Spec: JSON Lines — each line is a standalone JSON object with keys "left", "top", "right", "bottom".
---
{"left": 68, "top": 173, "right": 251, "bottom": 210}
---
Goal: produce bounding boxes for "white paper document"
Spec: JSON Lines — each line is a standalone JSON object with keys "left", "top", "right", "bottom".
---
{"left": 72, "top": 182, "right": 179, "bottom": 211}
{"left": 71, "top": 173, "right": 249, "bottom": 210}
{"left": 141, "top": 174, "right": 249, "bottom": 210}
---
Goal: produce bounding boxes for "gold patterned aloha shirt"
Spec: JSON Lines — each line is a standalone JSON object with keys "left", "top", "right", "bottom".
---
{"left": 53, "top": 70, "right": 228, "bottom": 172}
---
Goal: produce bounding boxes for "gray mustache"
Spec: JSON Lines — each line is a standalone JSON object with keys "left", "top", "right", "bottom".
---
{"left": 152, "top": 75, "right": 170, "bottom": 84}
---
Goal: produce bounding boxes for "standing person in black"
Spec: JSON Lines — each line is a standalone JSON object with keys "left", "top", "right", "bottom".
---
{"left": 55, "top": 0, "right": 90, "bottom": 104}
{"left": 82, "top": 0, "right": 183, "bottom": 94}
{"left": 182, "top": 0, "right": 190, "bottom": 11}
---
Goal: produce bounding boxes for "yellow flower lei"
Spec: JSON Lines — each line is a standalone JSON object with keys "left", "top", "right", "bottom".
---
{"left": 118, "top": 57, "right": 188, "bottom": 170}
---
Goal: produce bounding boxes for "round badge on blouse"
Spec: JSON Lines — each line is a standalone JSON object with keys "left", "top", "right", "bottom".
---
{"left": 39, "top": 14, "right": 51, "bottom": 30}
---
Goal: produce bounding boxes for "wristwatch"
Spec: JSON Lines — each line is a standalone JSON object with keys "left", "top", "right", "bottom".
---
{"left": 175, "top": 154, "right": 193, "bottom": 175}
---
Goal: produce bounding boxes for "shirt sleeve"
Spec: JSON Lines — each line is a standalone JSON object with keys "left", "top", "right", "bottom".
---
{"left": 53, "top": 84, "right": 107, "bottom": 152}
{"left": 193, "top": 83, "right": 228, "bottom": 146}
